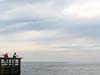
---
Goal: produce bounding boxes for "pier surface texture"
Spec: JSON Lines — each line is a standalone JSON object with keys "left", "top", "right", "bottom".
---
{"left": 0, "top": 58, "right": 21, "bottom": 75}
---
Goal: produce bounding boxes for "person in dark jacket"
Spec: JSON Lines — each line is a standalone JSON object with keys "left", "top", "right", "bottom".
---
{"left": 13, "top": 52, "right": 17, "bottom": 58}
{"left": 13, "top": 52, "right": 17, "bottom": 65}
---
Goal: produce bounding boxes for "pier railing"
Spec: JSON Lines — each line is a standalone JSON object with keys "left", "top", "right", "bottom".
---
{"left": 0, "top": 58, "right": 21, "bottom": 75}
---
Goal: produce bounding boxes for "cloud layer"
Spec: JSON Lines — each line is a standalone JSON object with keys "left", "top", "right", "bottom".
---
{"left": 0, "top": 0, "right": 100, "bottom": 62}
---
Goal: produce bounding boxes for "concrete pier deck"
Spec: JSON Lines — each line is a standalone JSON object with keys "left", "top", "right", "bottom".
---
{"left": 0, "top": 58, "right": 21, "bottom": 75}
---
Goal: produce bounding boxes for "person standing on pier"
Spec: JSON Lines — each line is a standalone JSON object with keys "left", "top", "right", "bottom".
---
{"left": 3, "top": 53, "right": 8, "bottom": 58}
{"left": 13, "top": 52, "right": 17, "bottom": 65}
{"left": 13, "top": 52, "right": 17, "bottom": 58}
{"left": 2, "top": 53, "right": 8, "bottom": 64}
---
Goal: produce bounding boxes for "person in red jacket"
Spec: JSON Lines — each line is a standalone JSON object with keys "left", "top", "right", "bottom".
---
{"left": 2, "top": 53, "right": 8, "bottom": 64}
{"left": 3, "top": 53, "right": 8, "bottom": 58}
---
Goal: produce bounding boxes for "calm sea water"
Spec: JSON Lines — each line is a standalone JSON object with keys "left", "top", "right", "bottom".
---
{"left": 21, "top": 62, "right": 100, "bottom": 75}
{"left": 21, "top": 62, "right": 67, "bottom": 75}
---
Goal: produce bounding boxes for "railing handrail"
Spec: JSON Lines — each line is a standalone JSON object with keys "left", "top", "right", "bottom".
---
{"left": 0, "top": 57, "right": 22, "bottom": 59}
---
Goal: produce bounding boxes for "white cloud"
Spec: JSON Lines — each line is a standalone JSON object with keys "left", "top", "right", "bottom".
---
{"left": 0, "top": 30, "right": 64, "bottom": 54}
{"left": 65, "top": 38, "right": 100, "bottom": 49}
{"left": 13, "top": 30, "right": 62, "bottom": 41}
{"left": 63, "top": 0, "right": 100, "bottom": 19}
{"left": 0, "top": 41, "right": 65, "bottom": 54}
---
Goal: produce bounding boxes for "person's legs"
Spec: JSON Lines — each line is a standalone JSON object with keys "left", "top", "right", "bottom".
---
{"left": 4, "top": 59, "right": 7, "bottom": 64}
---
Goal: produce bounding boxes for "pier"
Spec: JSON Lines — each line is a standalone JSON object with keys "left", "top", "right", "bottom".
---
{"left": 0, "top": 58, "right": 22, "bottom": 75}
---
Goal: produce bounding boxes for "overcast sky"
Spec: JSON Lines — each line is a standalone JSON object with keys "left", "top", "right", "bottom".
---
{"left": 0, "top": 0, "right": 100, "bottom": 62}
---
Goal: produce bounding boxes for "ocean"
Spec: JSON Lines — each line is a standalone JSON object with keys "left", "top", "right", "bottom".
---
{"left": 21, "top": 62, "right": 100, "bottom": 75}
{"left": 21, "top": 62, "right": 67, "bottom": 75}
